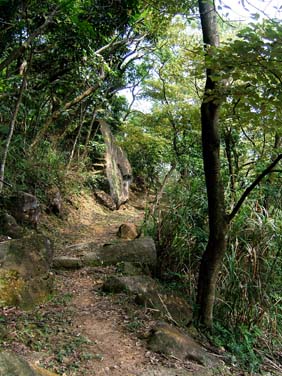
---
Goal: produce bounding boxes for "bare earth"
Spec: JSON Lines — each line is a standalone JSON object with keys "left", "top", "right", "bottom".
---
{"left": 14, "top": 190, "right": 198, "bottom": 376}
{"left": 0, "top": 191, "right": 246, "bottom": 375}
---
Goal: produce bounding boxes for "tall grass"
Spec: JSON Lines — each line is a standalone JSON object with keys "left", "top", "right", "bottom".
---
{"left": 145, "top": 179, "right": 282, "bottom": 371}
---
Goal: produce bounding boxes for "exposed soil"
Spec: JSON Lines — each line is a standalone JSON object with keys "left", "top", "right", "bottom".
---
{"left": 2, "top": 190, "right": 203, "bottom": 375}
{"left": 2, "top": 190, "right": 280, "bottom": 376}
{"left": 42, "top": 191, "right": 155, "bottom": 375}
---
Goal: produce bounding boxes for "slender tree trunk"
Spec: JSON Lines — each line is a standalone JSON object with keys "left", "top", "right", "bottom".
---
{"left": 81, "top": 109, "right": 98, "bottom": 161}
{"left": 150, "top": 163, "right": 176, "bottom": 216}
{"left": 196, "top": 0, "right": 228, "bottom": 328}
{"left": 0, "top": 73, "right": 27, "bottom": 193}
{"left": 67, "top": 105, "right": 86, "bottom": 168}
{"left": 263, "top": 133, "right": 281, "bottom": 211}
{"left": 224, "top": 130, "right": 236, "bottom": 204}
{"left": 196, "top": 0, "right": 282, "bottom": 328}
{"left": 30, "top": 84, "right": 100, "bottom": 150}
{"left": 0, "top": 8, "right": 58, "bottom": 72}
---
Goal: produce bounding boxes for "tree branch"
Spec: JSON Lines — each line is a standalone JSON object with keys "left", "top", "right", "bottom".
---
{"left": 228, "top": 153, "right": 282, "bottom": 222}
{"left": 0, "top": 8, "right": 58, "bottom": 72}
{"left": 30, "top": 78, "right": 103, "bottom": 151}
{"left": 0, "top": 69, "right": 27, "bottom": 193}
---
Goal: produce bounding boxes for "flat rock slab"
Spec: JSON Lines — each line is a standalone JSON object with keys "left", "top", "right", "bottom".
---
{"left": 148, "top": 322, "right": 219, "bottom": 367}
{"left": 0, "top": 352, "right": 58, "bottom": 376}
{"left": 103, "top": 275, "right": 159, "bottom": 295}
{"left": 52, "top": 256, "right": 83, "bottom": 269}
{"left": 66, "top": 242, "right": 98, "bottom": 252}
{"left": 83, "top": 237, "right": 157, "bottom": 268}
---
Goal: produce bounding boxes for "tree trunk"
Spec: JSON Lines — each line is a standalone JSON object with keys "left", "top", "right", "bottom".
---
{"left": 67, "top": 105, "right": 86, "bottom": 168}
{"left": 224, "top": 129, "right": 236, "bottom": 204}
{"left": 150, "top": 163, "right": 176, "bottom": 216}
{"left": 30, "top": 84, "right": 100, "bottom": 150}
{"left": 263, "top": 133, "right": 281, "bottom": 211}
{"left": 0, "top": 73, "right": 27, "bottom": 193}
{"left": 196, "top": 0, "right": 227, "bottom": 328}
{"left": 0, "top": 8, "right": 58, "bottom": 72}
{"left": 81, "top": 109, "right": 98, "bottom": 161}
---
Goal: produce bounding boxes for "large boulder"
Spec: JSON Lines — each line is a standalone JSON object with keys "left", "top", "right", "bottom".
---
{"left": 0, "top": 212, "right": 24, "bottom": 238}
{"left": 6, "top": 191, "right": 40, "bottom": 227}
{"left": 100, "top": 120, "right": 132, "bottom": 208}
{"left": 83, "top": 237, "right": 157, "bottom": 269}
{"left": 0, "top": 235, "right": 53, "bottom": 309}
{"left": 0, "top": 352, "right": 58, "bottom": 375}
{"left": 148, "top": 322, "right": 219, "bottom": 367}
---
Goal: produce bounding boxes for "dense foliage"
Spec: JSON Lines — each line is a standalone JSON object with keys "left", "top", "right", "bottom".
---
{"left": 1, "top": 1, "right": 281, "bottom": 372}
{"left": 126, "top": 15, "right": 282, "bottom": 372}
{"left": 0, "top": 0, "right": 191, "bottom": 196}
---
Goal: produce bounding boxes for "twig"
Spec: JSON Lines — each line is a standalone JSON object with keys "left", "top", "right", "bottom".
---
{"left": 228, "top": 154, "right": 282, "bottom": 221}
{"left": 157, "top": 293, "right": 179, "bottom": 326}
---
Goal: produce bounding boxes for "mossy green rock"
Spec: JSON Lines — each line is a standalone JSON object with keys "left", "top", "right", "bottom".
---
{"left": 0, "top": 235, "right": 53, "bottom": 309}
{"left": 0, "top": 352, "right": 58, "bottom": 375}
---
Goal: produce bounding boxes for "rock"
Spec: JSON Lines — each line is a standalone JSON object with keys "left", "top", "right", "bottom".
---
{"left": 100, "top": 120, "right": 132, "bottom": 208}
{"left": 66, "top": 242, "right": 98, "bottom": 252}
{"left": 7, "top": 191, "right": 40, "bottom": 227}
{"left": 0, "top": 212, "right": 24, "bottom": 238}
{"left": 116, "top": 261, "right": 144, "bottom": 276}
{"left": 83, "top": 237, "right": 157, "bottom": 269}
{"left": 53, "top": 256, "right": 83, "bottom": 269}
{"left": 47, "top": 188, "right": 62, "bottom": 215}
{"left": 103, "top": 275, "right": 159, "bottom": 295}
{"left": 117, "top": 223, "right": 138, "bottom": 240}
{"left": 0, "top": 235, "right": 53, "bottom": 309}
{"left": 136, "top": 292, "right": 193, "bottom": 326}
{"left": 102, "top": 272, "right": 192, "bottom": 326}
{"left": 95, "top": 190, "right": 117, "bottom": 210}
{"left": 148, "top": 322, "right": 219, "bottom": 367}
{"left": 0, "top": 351, "right": 59, "bottom": 375}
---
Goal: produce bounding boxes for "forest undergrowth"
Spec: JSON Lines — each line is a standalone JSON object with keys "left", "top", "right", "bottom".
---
{"left": 143, "top": 181, "right": 282, "bottom": 374}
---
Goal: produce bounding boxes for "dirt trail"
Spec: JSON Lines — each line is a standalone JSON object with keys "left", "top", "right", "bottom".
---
{"left": 0, "top": 191, "right": 207, "bottom": 375}
{"left": 44, "top": 192, "right": 205, "bottom": 376}
{"left": 39, "top": 191, "right": 174, "bottom": 375}
{"left": 50, "top": 192, "right": 153, "bottom": 375}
